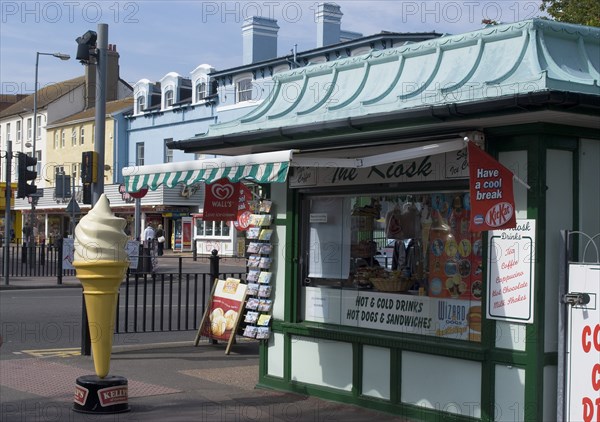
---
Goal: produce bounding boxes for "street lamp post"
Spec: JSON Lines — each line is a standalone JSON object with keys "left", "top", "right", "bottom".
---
{"left": 28, "top": 52, "right": 69, "bottom": 263}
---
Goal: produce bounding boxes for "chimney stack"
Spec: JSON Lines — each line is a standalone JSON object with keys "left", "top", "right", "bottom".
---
{"left": 316, "top": 3, "right": 343, "bottom": 47}
{"left": 85, "top": 43, "right": 121, "bottom": 109}
{"left": 242, "top": 16, "right": 279, "bottom": 65}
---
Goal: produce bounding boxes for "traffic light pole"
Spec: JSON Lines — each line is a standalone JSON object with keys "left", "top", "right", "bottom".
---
{"left": 3, "top": 142, "right": 12, "bottom": 285}
{"left": 92, "top": 23, "right": 107, "bottom": 206}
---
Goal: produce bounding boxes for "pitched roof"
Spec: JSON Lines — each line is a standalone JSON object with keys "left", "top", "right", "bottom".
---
{"left": 172, "top": 19, "right": 600, "bottom": 154}
{"left": 0, "top": 76, "right": 85, "bottom": 118}
{"left": 48, "top": 97, "right": 134, "bottom": 126}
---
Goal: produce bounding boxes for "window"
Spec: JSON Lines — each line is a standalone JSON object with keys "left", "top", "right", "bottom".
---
{"left": 54, "top": 132, "right": 59, "bottom": 149}
{"left": 236, "top": 78, "right": 253, "bottom": 102}
{"left": 164, "top": 89, "right": 174, "bottom": 107}
{"left": 195, "top": 220, "right": 230, "bottom": 238}
{"left": 27, "top": 118, "right": 32, "bottom": 140}
{"left": 5, "top": 123, "right": 10, "bottom": 142}
{"left": 72, "top": 163, "right": 79, "bottom": 182}
{"left": 61, "top": 130, "right": 65, "bottom": 148}
{"left": 80, "top": 127, "right": 85, "bottom": 144}
{"left": 196, "top": 82, "right": 206, "bottom": 101}
{"left": 71, "top": 128, "right": 77, "bottom": 146}
{"left": 34, "top": 150, "right": 41, "bottom": 177}
{"left": 136, "top": 142, "right": 144, "bottom": 166}
{"left": 36, "top": 115, "right": 41, "bottom": 139}
{"left": 137, "top": 95, "right": 145, "bottom": 113}
{"left": 301, "top": 191, "right": 482, "bottom": 343}
{"left": 164, "top": 139, "right": 173, "bottom": 163}
{"left": 16, "top": 120, "right": 21, "bottom": 142}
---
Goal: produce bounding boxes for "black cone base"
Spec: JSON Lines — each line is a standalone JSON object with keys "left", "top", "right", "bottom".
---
{"left": 72, "top": 375, "right": 130, "bottom": 414}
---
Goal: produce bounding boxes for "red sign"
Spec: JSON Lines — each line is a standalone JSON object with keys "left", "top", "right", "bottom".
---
{"left": 97, "top": 385, "right": 128, "bottom": 407}
{"left": 468, "top": 142, "right": 516, "bottom": 231}
{"left": 234, "top": 183, "right": 254, "bottom": 231}
{"left": 203, "top": 178, "right": 239, "bottom": 221}
{"left": 74, "top": 385, "right": 89, "bottom": 406}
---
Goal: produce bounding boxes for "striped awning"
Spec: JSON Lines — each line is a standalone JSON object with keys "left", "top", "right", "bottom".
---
{"left": 122, "top": 150, "right": 294, "bottom": 193}
{"left": 122, "top": 140, "right": 466, "bottom": 193}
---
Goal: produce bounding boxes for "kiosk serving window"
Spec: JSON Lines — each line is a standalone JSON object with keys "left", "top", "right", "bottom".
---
{"left": 301, "top": 191, "right": 483, "bottom": 342}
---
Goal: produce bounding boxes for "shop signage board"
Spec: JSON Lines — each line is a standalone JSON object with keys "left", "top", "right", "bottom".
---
{"left": 565, "top": 263, "right": 600, "bottom": 422}
{"left": 203, "top": 178, "right": 239, "bottom": 221}
{"left": 486, "top": 219, "right": 536, "bottom": 324}
{"left": 305, "top": 287, "right": 482, "bottom": 342}
{"left": 195, "top": 278, "right": 247, "bottom": 355}
{"left": 467, "top": 142, "right": 516, "bottom": 232}
{"left": 289, "top": 149, "right": 468, "bottom": 188}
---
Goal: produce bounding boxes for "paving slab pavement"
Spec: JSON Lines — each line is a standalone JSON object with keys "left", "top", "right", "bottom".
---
{"left": 1, "top": 340, "right": 410, "bottom": 422}
{"left": 1, "top": 252, "right": 414, "bottom": 421}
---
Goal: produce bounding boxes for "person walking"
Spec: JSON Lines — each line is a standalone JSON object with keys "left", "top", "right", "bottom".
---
{"left": 143, "top": 223, "right": 155, "bottom": 243}
{"left": 155, "top": 224, "right": 165, "bottom": 256}
{"left": 142, "top": 223, "right": 156, "bottom": 272}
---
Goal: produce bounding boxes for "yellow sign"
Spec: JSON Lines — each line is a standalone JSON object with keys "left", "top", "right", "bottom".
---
{"left": 0, "top": 183, "right": 17, "bottom": 209}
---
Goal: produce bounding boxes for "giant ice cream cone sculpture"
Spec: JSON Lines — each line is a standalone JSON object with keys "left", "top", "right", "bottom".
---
{"left": 73, "top": 194, "right": 128, "bottom": 378}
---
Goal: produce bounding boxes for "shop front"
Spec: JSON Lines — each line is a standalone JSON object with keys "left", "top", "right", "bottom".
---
{"left": 126, "top": 20, "right": 600, "bottom": 421}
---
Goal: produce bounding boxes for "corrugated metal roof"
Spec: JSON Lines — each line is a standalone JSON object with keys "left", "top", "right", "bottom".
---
{"left": 179, "top": 19, "right": 599, "bottom": 146}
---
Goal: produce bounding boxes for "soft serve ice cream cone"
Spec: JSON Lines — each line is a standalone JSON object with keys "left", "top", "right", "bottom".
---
{"left": 73, "top": 194, "right": 128, "bottom": 378}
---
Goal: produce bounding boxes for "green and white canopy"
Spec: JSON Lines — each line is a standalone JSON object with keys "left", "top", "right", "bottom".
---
{"left": 123, "top": 150, "right": 294, "bottom": 193}
{"left": 122, "top": 140, "right": 466, "bottom": 193}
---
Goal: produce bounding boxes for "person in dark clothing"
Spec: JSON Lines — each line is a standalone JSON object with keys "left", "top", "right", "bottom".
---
{"left": 155, "top": 224, "right": 165, "bottom": 256}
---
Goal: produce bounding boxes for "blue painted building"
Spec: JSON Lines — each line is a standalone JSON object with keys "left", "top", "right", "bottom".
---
{"left": 125, "top": 3, "right": 441, "bottom": 255}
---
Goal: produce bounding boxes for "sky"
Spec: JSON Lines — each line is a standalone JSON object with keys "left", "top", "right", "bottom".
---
{"left": 1, "top": 1, "right": 547, "bottom": 96}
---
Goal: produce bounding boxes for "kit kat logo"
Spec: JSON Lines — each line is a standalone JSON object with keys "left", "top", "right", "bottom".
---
{"left": 485, "top": 202, "right": 514, "bottom": 228}
{"left": 74, "top": 385, "right": 89, "bottom": 406}
{"left": 98, "top": 385, "right": 128, "bottom": 407}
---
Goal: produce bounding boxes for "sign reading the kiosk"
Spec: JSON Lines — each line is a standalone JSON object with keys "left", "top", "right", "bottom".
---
{"left": 487, "top": 219, "right": 535, "bottom": 324}
{"left": 468, "top": 142, "right": 516, "bottom": 232}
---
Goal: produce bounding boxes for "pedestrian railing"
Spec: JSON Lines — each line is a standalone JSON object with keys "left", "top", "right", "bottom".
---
{"left": 115, "top": 269, "right": 245, "bottom": 334}
{"left": 0, "top": 242, "right": 74, "bottom": 278}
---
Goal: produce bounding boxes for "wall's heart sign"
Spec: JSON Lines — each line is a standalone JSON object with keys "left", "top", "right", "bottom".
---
{"left": 212, "top": 182, "right": 235, "bottom": 200}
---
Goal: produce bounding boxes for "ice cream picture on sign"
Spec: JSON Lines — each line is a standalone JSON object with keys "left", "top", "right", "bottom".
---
{"left": 73, "top": 194, "right": 129, "bottom": 378}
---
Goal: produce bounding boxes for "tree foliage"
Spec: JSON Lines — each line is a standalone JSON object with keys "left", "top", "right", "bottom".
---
{"left": 540, "top": 0, "right": 600, "bottom": 27}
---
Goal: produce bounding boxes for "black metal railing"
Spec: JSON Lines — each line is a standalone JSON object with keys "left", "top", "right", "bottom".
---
{"left": 115, "top": 270, "right": 244, "bottom": 334}
{"left": 0, "top": 241, "right": 75, "bottom": 278}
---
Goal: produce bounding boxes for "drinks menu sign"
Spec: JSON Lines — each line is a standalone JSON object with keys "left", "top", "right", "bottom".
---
{"left": 487, "top": 220, "right": 536, "bottom": 324}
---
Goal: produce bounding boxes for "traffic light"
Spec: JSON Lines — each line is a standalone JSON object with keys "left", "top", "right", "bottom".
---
{"left": 82, "top": 183, "right": 92, "bottom": 205}
{"left": 81, "top": 151, "right": 98, "bottom": 184}
{"left": 75, "top": 30, "right": 97, "bottom": 63}
{"left": 17, "top": 152, "right": 37, "bottom": 198}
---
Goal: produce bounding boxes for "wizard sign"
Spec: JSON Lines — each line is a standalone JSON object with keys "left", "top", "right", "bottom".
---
{"left": 468, "top": 142, "right": 517, "bottom": 232}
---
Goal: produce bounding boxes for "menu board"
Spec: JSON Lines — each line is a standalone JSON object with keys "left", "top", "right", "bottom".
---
{"left": 486, "top": 219, "right": 536, "bottom": 324}
{"left": 195, "top": 278, "right": 247, "bottom": 354}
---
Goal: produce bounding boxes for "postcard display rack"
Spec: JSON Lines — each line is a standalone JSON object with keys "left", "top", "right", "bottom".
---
{"left": 240, "top": 199, "right": 274, "bottom": 340}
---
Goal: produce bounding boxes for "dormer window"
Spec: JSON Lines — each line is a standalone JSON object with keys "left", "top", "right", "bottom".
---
{"left": 164, "top": 89, "right": 174, "bottom": 108}
{"left": 136, "top": 95, "right": 145, "bottom": 113}
{"left": 236, "top": 78, "right": 253, "bottom": 102}
{"left": 196, "top": 82, "right": 206, "bottom": 101}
